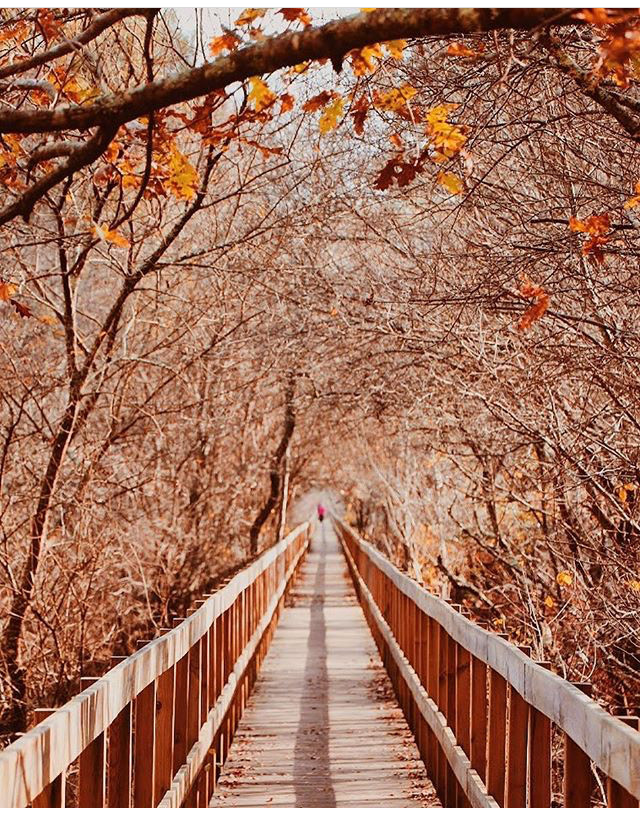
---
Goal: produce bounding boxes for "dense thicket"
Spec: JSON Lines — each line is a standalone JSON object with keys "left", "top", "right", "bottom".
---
{"left": 0, "top": 7, "right": 638, "bottom": 738}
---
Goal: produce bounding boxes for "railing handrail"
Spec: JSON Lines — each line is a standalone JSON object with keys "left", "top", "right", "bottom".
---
{"left": 335, "top": 517, "right": 640, "bottom": 802}
{"left": 0, "top": 522, "right": 310, "bottom": 808}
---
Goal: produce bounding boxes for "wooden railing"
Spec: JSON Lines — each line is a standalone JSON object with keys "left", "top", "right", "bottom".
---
{"left": 336, "top": 519, "right": 640, "bottom": 809}
{"left": 0, "top": 523, "right": 310, "bottom": 808}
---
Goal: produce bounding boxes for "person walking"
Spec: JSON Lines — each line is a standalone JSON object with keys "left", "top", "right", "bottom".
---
{"left": 317, "top": 503, "right": 326, "bottom": 523}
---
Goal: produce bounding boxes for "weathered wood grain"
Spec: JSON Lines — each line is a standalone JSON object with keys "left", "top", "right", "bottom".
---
{"left": 0, "top": 523, "right": 309, "bottom": 808}
{"left": 336, "top": 519, "right": 640, "bottom": 801}
{"left": 211, "top": 524, "right": 439, "bottom": 808}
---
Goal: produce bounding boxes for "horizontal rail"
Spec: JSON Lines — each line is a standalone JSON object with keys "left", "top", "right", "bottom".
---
{"left": 340, "top": 532, "right": 498, "bottom": 808}
{"left": 335, "top": 518, "right": 640, "bottom": 807}
{"left": 0, "top": 522, "right": 310, "bottom": 807}
{"left": 158, "top": 533, "right": 307, "bottom": 807}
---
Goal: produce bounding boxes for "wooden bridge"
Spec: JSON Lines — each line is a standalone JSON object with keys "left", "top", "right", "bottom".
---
{"left": 1, "top": 518, "right": 639, "bottom": 808}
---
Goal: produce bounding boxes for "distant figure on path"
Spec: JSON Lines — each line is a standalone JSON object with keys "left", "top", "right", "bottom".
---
{"left": 317, "top": 503, "right": 326, "bottom": 523}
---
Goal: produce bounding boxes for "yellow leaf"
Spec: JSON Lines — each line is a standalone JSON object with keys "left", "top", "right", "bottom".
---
{"left": 544, "top": 596, "right": 555, "bottom": 609}
{"left": 235, "top": 8, "right": 266, "bottom": 26}
{"left": 628, "top": 579, "right": 640, "bottom": 592}
{"left": 492, "top": 617, "right": 505, "bottom": 628}
{"left": 166, "top": 144, "right": 199, "bottom": 200}
{"left": 39, "top": 314, "right": 58, "bottom": 326}
{"left": 0, "top": 281, "right": 17, "bottom": 301}
{"left": 375, "top": 84, "right": 417, "bottom": 112}
{"left": 436, "top": 171, "right": 464, "bottom": 195}
{"left": 329, "top": 307, "right": 338, "bottom": 317}
{"left": 318, "top": 96, "right": 344, "bottom": 134}
{"left": 248, "top": 76, "right": 276, "bottom": 112}
{"left": 385, "top": 39, "right": 406, "bottom": 60}
{"left": 350, "top": 43, "right": 383, "bottom": 76}
{"left": 556, "top": 570, "right": 573, "bottom": 587}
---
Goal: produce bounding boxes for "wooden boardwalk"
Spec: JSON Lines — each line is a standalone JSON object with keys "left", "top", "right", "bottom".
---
{"left": 211, "top": 523, "right": 439, "bottom": 808}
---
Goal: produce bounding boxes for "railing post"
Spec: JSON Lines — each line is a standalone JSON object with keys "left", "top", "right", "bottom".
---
{"left": 32, "top": 709, "right": 64, "bottom": 807}
{"left": 78, "top": 676, "right": 106, "bottom": 807}
{"left": 486, "top": 666, "right": 507, "bottom": 805}
{"left": 107, "top": 656, "right": 132, "bottom": 807}
{"left": 456, "top": 639, "right": 471, "bottom": 805}
{"left": 154, "top": 663, "right": 175, "bottom": 804}
{"left": 606, "top": 716, "right": 639, "bottom": 807}
{"left": 133, "top": 678, "right": 156, "bottom": 807}
{"left": 563, "top": 682, "right": 593, "bottom": 807}
{"left": 470, "top": 654, "right": 487, "bottom": 783}
{"left": 437, "top": 621, "right": 449, "bottom": 803}
{"left": 505, "top": 645, "right": 530, "bottom": 807}
{"left": 528, "top": 660, "right": 552, "bottom": 807}
{"left": 171, "top": 619, "right": 189, "bottom": 780}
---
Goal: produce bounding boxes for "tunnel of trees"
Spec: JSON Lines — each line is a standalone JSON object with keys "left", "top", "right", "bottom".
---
{"left": 0, "top": 7, "right": 638, "bottom": 739}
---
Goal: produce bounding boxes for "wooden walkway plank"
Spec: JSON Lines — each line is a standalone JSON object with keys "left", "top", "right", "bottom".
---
{"left": 211, "top": 523, "right": 440, "bottom": 808}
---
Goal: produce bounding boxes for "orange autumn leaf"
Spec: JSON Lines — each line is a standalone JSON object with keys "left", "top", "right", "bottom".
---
{"left": 302, "top": 91, "right": 336, "bottom": 113}
{"left": 517, "top": 276, "right": 550, "bottom": 332}
{"left": 374, "top": 84, "right": 417, "bottom": 113}
{"left": 278, "top": 8, "right": 311, "bottom": 26}
{"left": 0, "top": 280, "right": 17, "bottom": 301}
{"left": 279, "top": 93, "right": 294, "bottom": 114}
{"left": 385, "top": 40, "right": 406, "bottom": 60}
{"left": 447, "top": 41, "right": 485, "bottom": 58}
{"left": 209, "top": 32, "right": 240, "bottom": 56}
{"left": 569, "top": 212, "right": 611, "bottom": 263}
{"left": 624, "top": 180, "right": 640, "bottom": 209}
{"left": 235, "top": 8, "right": 266, "bottom": 26}
{"left": 426, "top": 104, "right": 468, "bottom": 161}
{"left": 12, "top": 300, "right": 32, "bottom": 319}
{"left": 349, "top": 43, "right": 383, "bottom": 76}
{"left": 93, "top": 224, "right": 130, "bottom": 248}
{"left": 165, "top": 144, "right": 199, "bottom": 200}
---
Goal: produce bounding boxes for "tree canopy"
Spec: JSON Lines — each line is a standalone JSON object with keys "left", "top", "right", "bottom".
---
{"left": 0, "top": 7, "right": 639, "bottom": 741}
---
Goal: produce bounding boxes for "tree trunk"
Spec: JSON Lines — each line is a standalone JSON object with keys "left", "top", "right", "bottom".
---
{"left": 249, "top": 374, "right": 296, "bottom": 556}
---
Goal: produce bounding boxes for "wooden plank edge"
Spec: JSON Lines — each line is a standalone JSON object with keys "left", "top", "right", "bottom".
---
{"left": 157, "top": 535, "right": 309, "bottom": 808}
{"left": 0, "top": 523, "right": 310, "bottom": 807}
{"left": 340, "top": 534, "right": 498, "bottom": 810}
{"left": 335, "top": 519, "right": 640, "bottom": 801}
